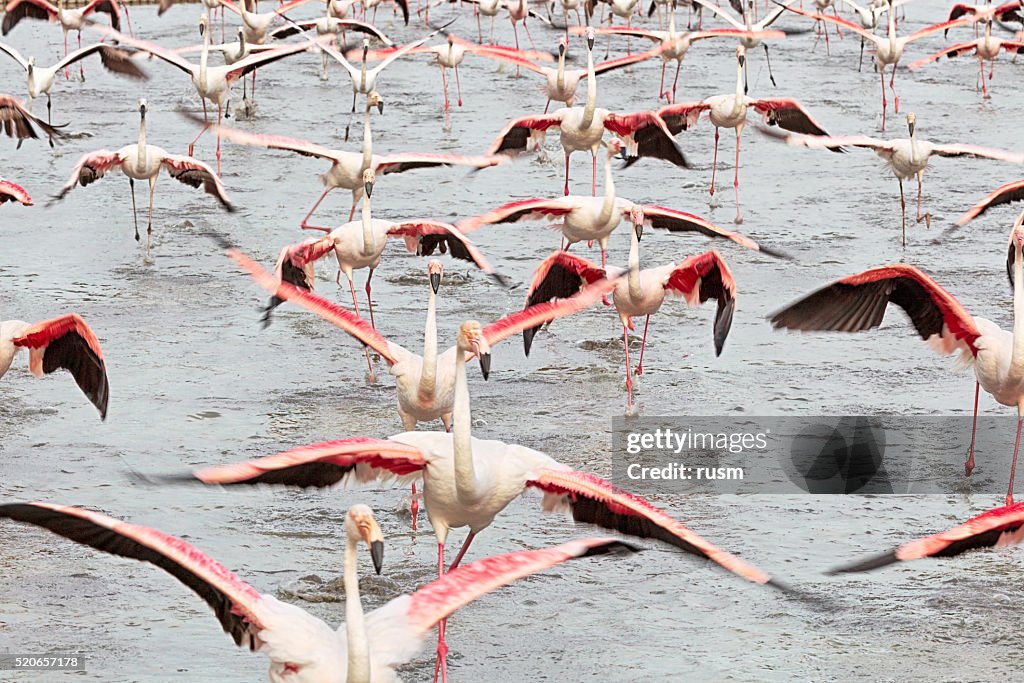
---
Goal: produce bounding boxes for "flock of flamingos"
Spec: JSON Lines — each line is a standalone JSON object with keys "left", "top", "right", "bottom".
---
{"left": 2, "top": 0, "right": 1024, "bottom": 678}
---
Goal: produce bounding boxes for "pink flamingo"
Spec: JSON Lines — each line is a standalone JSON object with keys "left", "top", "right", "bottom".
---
{"left": 1, "top": 0, "right": 123, "bottom": 79}
{"left": 0, "top": 314, "right": 108, "bottom": 419}
{"left": 212, "top": 91, "right": 505, "bottom": 229}
{"left": 656, "top": 46, "right": 838, "bottom": 223}
{"left": 827, "top": 501, "right": 1024, "bottom": 574}
{"left": 51, "top": 99, "right": 235, "bottom": 259}
{"left": 525, "top": 225, "right": 737, "bottom": 413}
{"left": 164, "top": 272, "right": 788, "bottom": 682}
{"left": 0, "top": 501, "right": 637, "bottom": 682}
{"left": 0, "top": 93, "right": 64, "bottom": 145}
{"left": 770, "top": 252, "right": 1024, "bottom": 506}
{"left": 488, "top": 54, "right": 690, "bottom": 196}
{"left": 0, "top": 178, "right": 31, "bottom": 205}
{"left": 465, "top": 139, "right": 778, "bottom": 274}
{"left": 909, "top": 19, "right": 1024, "bottom": 98}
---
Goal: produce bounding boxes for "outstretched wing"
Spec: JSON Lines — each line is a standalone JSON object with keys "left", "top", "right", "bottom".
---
{"left": 486, "top": 114, "right": 563, "bottom": 156}
{"left": 662, "top": 250, "right": 737, "bottom": 356}
{"left": 50, "top": 150, "right": 123, "bottom": 203}
{"left": 456, "top": 198, "right": 574, "bottom": 233}
{"left": 636, "top": 205, "right": 786, "bottom": 257}
{"left": 386, "top": 220, "right": 509, "bottom": 287}
{"left": 957, "top": 179, "right": 1024, "bottom": 225}
{"left": 161, "top": 155, "right": 236, "bottom": 211}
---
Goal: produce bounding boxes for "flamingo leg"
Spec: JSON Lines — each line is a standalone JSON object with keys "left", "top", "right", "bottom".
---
{"left": 858, "top": 36, "right": 865, "bottom": 71}
{"left": 659, "top": 61, "right": 667, "bottom": 101}
{"left": 440, "top": 63, "right": 451, "bottom": 129}
{"left": 433, "top": 543, "right": 450, "bottom": 683}
{"left": 879, "top": 66, "right": 887, "bottom": 132}
{"left": 129, "top": 178, "right": 140, "bottom": 243}
{"left": 966, "top": 381, "right": 979, "bottom": 476}
{"left": 364, "top": 268, "right": 377, "bottom": 329}
{"left": 591, "top": 150, "right": 597, "bottom": 196}
{"left": 188, "top": 100, "right": 210, "bottom": 157}
{"left": 889, "top": 63, "right": 899, "bottom": 114}
{"left": 522, "top": 18, "right": 539, "bottom": 51}
{"left": 346, "top": 272, "right": 376, "bottom": 376}
{"left": 623, "top": 325, "right": 634, "bottom": 414}
{"left": 477, "top": 11, "right": 483, "bottom": 41}
{"left": 447, "top": 530, "right": 477, "bottom": 572}
{"left": 763, "top": 43, "right": 777, "bottom": 87}
{"left": 898, "top": 178, "right": 906, "bottom": 247}
{"left": 410, "top": 481, "right": 419, "bottom": 531}
{"left": 671, "top": 60, "right": 681, "bottom": 102}
{"left": 454, "top": 64, "right": 463, "bottom": 106}
{"left": 46, "top": 93, "right": 52, "bottom": 128}
{"left": 216, "top": 106, "right": 222, "bottom": 176}
{"left": 63, "top": 31, "right": 70, "bottom": 79}
{"left": 823, "top": 17, "right": 831, "bottom": 55}
{"left": 345, "top": 89, "right": 357, "bottom": 141}
{"left": 914, "top": 171, "right": 930, "bottom": 228}
{"left": 300, "top": 186, "right": 335, "bottom": 231}
{"left": 78, "top": 32, "right": 84, "bottom": 80}
{"left": 733, "top": 129, "right": 742, "bottom": 224}
{"left": 635, "top": 314, "right": 650, "bottom": 375}
{"left": 563, "top": 150, "right": 571, "bottom": 196}
{"left": 832, "top": 5, "right": 843, "bottom": 38}
{"left": 980, "top": 57, "right": 989, "bottom": 98}
{"left": 146, "top": 175, "right": 156, "bottom": 259}
{"left": 710, "top": 127, "right": 719, "bottom": 196}
{"left": 1008, "top": 415, "right": 1023, "bottom": 506}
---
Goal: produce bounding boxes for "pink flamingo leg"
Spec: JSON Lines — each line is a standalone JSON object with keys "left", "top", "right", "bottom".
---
{"left": 563, "top": 151, "right": 571, "bottom": 196}
{"left": 300, "top": 187, "right": 335, "bottom": 231}
{"left": 440, "top": 63, "right": 451, "bottom": 128}
{"left": 346, "top": 273, "right": 376, "bottom": 376}
{"left": 447, "top": 530, "right": 477, "bottom": 572}
{"left": 188, "top": 100, "right": 210, "bottom": 157}
{"left": 671, "top": 60, "right": 681, "bottom": 103}
{"left": 78, "top": 33, "right": 85, "bottom": 80}
{"left": 823, "top": 17, "right": 831, "bottom": 55}
{"left": 364, "top": 268, "right": 377, "bottom": 329}
{"left": 710, "top": 127, "right": 720, "bottom": 195}
{"left": 591, "top": 151, "right": 597, "bottom": 196}
{"left": 522, "top": 19, "right": 539, "bottom": 51}
{"left": 659, "top": 61, "right": 667, "bottom": 101}
{"left": 889, "top": 64, "right": 899, "bottom": 114}
{"left": 454, "top": 64, "right": 463, "bottom": 106}
{"left": 635, "top": 314, "right": 650, "bottom": 375}
{"left": 966, "top": 381, "right": 979, "bottom": 476}
{"left": 623, "top": 325, "right": 634, "bottom": 413}
{"left": 433, "top": 543, "right": 449, "bottom": 683}
{"left": 832, "top": 5, "right": 843, "bottom": 38}
{"left": 733, "top": 129, "right": 742, "bottom": 224}
{"left": 64, "top": 32, "right": 70, "bottom": 79}
{"left": 979, "top": 57, "right": 989, "bottom": 98}
{"left": 216, "top": 106, "right": 223, "bottom": 176}
{"left": 410, "top": 482, "right": 419, "bottom": 531}
{"left": 1008, "top": 416, "right": 1023, "bottom": 506}
{"left": 879, "top": 67, "right": 887, "bottom": 132}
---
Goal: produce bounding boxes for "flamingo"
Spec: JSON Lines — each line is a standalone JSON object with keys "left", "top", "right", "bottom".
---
{"left": 946, "top": 0, "right": 1023, "bottom": 31}
{"left": 0, "top": 93, "right": 64, "bottom": 145}
{"left": 656, "top": 46, "right": 837, "bottom": 223}
{"left": 581, "top": 20, "right": 783, "bottom": 103}
{"left": 360, "top": 0, "right": 411, "bottom": 24}
{"left": 487, "top": 32, "right": 688, "bottom": 196}
{"left": 691, "top": 0, "right": 799, "bottom": 88}
{"left": 958, "top": 178, "right": 1024, "bottom": 227}
{"left": 0, "top": 501, "right": 637, "bottom": 682}
{"left": 0, "top": 41, "right": 146, "bottom": 125}
{"left": 213, "top": 94, "right": 506, "bottom": 229}
{"left": 769, "top": 248, "right": 1024, "bottom": 506}
{"left": 584, "top": 0, "right": 642, "bottom": 58}
{"left": 216, "top": 0, "right": 316, "bottom": 45}
{"left": 761, "top": 113, "right": 1024, "bottom": 245}
{"left": 266, "top": 168, "right": 506, "bottom": 361}
{"left": 1, "top": 0, "right": 122, "bottom": 79}
{"left": 827, "top": 501, "right": 1024, "bottom": 574}
{"left": 776, "top": 0, "right": 971, "bottom": 130}
{"left": 448, "top": 0, "right": 503, "bottom": 43}
{"left": 524, "top": 225, "right": 736, "bottom": 413}
{"left": 838, "top": 0, "right": 910, "bottom": 70}
{"left": 0, "top": 178, "right": 32, "bottom": 205}
{"left": 96, "top": 16, "right": 326, "bottom": 173}
{"left": 0, "top": 314, "right": 109, "bottom": 419}
{"left": 908, "top": 19, "right": 1024, "bottom": 98}
{"left": 504, "top": 0, "right": 553, "bottom": 52}
{"left": 169, "top": 27, "right": 284, "bottom": 109}
{"left": 50, "top": 99, "right": 236, "bottom": 259}
{"left": 461, "top": 139, "right": 779, "bottom": 274}
{"left": 269, "top": 15, "right": 392, "bottom": 79}
{"left": 359, "top": 36, "right": 554, "bottom": 128}
{"left": 549, "top": 0, "right": 585, "bottom": 32}
{"left": 513, "top": 34, "right": 672, "bottom": 111}
{"left": 165, "top": 269, "right": 788, "bottom": 681}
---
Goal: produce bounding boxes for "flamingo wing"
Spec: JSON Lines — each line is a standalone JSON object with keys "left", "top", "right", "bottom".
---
{"left": 267, "top": 19, "right": 317, "bottom": 39}
{"left": 829, "top": 502, "right": 1024, "bottom": 574}
{"left": 0, "top": 503, "right": 270, "bottom": 650}
{"left": 162, "top": 437, "right": 429, "bottom": 488}
{"left": 214, "top": 125, "right": 341, "bottom": 161}
{"left": 457, "top": 197, "right": 574, "bottom": 233}
{"left": 0, "top": 178, "right": 31, "bottom": 205}
{"left": 689, "top": 0, "right": 745, "bottom": 28}
{"left": 161, "top": 155, "right": 236, "bottom": 211}
{"left": 12, "top": 314, "right": 109, "bottom": 418}
{"left": 654, "top": 100, "right": 708, "bottom": 136}
{"left": 996, "top": 1, "right": 1024, "bottom": 21}
{"left": 1, "top": 0, "right": 57, "bottom": 34}
{"left": 220, "top": 242, "right": 403, "bottom": 365}
{"left": 374, "top": 152, "right": 506, "bottom": 175}
{"left": 226, "top": 39, "right": 320, "bottom": 80}
{"left": 760, "top": 128, "right": 882, "bottom": 153}
{"left": 946, "top": 2, "right": 978, "bottom": 21}
{"left": 333, "top": 19, "right": 395, "bottom": 43}
{"left": 769, "top": 264, "right": 983, "bottom": 358}
{"left": 589, "top": 46, "right": 664, "bottom": 74}
{"left": 584, "top": 26, "right": 664, "bottom": 42}
{"left": 957, "top": 179, "right": 1024, "bottom": 225}
{"left": 604, "top": 111, "right": 689, "bottom": 168}
{"left": 385, "top": 220, "right": 509, "bottom": 287}
{"left": 54, "top": 44, "right": 148, "bottom": 80}
{"left": 519, "top": 250, "right": 609, "bottom": 354}
{"left": 92, "top": 27, "right": 196, "bottom": 75}
{"left": 50, "top": 149, "right": 123, "bottom": 203}
{"left": 81, "top": 0, "right": 121, "bottom": 30}
{"left": 904, "top": 16, "right": 974, "bottom": 42}
{"left": 0, "top": 93, "right": 64, "bottom": 142}
{"left": 662, "top": 250, "right": 737, "bottom": 356}
{"left": 484, "top": 272, "right": 619, "bottom": 354}
{"left": 486, "top": 114, "right": 563, "bottom": 156}
{"left": 751, "top": 98, "right": 837, "bottom": 144}
{"left": 772, "top": 2, "right": 874, "bottom": 39}
{"left": 908, "top": 40, "right": 980, "bottom": 69}
{"left": 927, "top": 143, "right": 1024, "bottom": 164}
{"left": 0, "top": 40, "right": 30, "bottom": 69}
{"left": 636, "top": 204, "right": 785, "bottom": 256}
{"left": 525, "top": 469, "right": 783, "bottom": 587}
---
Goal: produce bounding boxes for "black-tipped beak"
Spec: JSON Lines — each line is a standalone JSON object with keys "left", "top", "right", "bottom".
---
{"left": 634, "top": 223, "right": 643, "bottom": 241}
{"left": 587, "top": 36, "right": 595, "bottom": 50}
{"left": 479, "top": 352, "right": 491, "bottom": 380}
{"left": 908, "top": 121, "right": 915, "bottom": 136}
{"left": 376, "top": 100, "right": 384, "bottom": 114}
{"left": 364, "top": 180, "right": 374, "bottom": 198}
{"left": 370, "top": 540, "right": 384, "bottom": 575}
{"left": 199, "top": 22, "right": 206, "bottom": 36}
{"left": 523, "top": 327, "right": 536, "bottom": 356}
{"left": 430, "top": 272, "right": 441, "bottom": 293}
{"left": 738, "top": 54, "right": 746, "bottom": 67}
{"left": 558, "top": 43, "right": 566, "bottom": 57}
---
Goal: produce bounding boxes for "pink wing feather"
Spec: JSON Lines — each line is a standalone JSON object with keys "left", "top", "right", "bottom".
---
{"left": 457, "top": 198, "right": 574, "bottom": 233}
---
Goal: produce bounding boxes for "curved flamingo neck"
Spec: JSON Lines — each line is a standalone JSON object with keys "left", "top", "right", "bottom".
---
{"left": 137, "top": 113, "right": 147, "bottom": 167}
{"left": 1010, "top": 238, "right": 1024, "bottom": 383}
{"left": 361, "top": 102, "right": 373, "bottom": 170}
{"left": 343, "top": 534, "right": 370, "bottom": 683}
{"left": 731, "top": 58, "right": 745, "bottom": 115}
{"left": 556, "top": 50, "right": 565, "bottom": 90}
{"left": 627, "top": 224, "right": 642, "bottom": 299}
{"left": 582, "top": 43, "right": 597, "bottom": 128}
{"left": 908, "top": 125, "right": 918, "bottom": 163}
{"left": 199, "top": 24, "right": 210, "bottom": 86}
{"left": 597, "top": 150, "right": 616, "bottom": 223}
{"left": 418, "top": 288, "right": 438, "bottom": 401}
{"left": 452, "top": 341, "right": 479, "bottom": 506}
{"left": 361, "top": 193, "right": 374, "bottom": 253}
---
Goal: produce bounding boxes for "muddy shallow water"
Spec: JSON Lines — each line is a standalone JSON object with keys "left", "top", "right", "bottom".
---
{"left": 2, "top": 1, "right": 1024, "bottom": 680}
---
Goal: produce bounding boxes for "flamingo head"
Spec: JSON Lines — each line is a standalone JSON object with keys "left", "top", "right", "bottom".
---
{"left": 237, "top": 26, "right": 245, "bottom": 41}
{"left": 367, "top": 90, "right": 384, "bottom": 115}
{"left": 199, "top": 14, "right": 209, "bottom": 37}
{"left": 138, "top": 98, "right": 147, "bottom": 119}
{"left": 1011, "top": 218, "right": 1024, "bottom": 252}
{"left": 345, "top": 504, "right": 384, "bottom": 575}
{"left": 459, "top": 320, "right": 491, "bottom": 380}
{"left": 629, "top": 204, "right": 645, "bottom": 241}
{"left": 605, "top": 137, "right": 625, "bottom": 160}
{"left": 26, "top": 55, "right": 34, "bottom": 74}
{"left": 447, "top": 34, "right": 455, "bottom": 45}
{"left": 736, "top": 45, "right": 746, "bottom": 68}
{"left": 906, "top": 112, "right": 916, "bottom": 137}
{"left": 428, "top": 260, "right": 444, "bottom": 294}
{"left": 362, "top": 38, "right": 370, "bottom": 59}
{"left": 362, "top": 168, "right": 375, "bottom": 198}
{"left": 558, "top": 36, "right": 567, "bottom": 57}
{"left": 586, "top": 27, "right": 595, "bottom": 51}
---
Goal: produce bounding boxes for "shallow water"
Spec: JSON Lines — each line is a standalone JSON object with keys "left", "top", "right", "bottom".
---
{"left": 2, "top": 1, "right": 1024, "bottom": 680}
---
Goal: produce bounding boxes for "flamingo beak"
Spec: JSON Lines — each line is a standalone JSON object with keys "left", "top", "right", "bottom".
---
{"left": 357, "top": 517, "right": 385, "bottom": 575}
{"left": 364, "top": 179, "right": 374, "bottom": 198}
{"left": 370, "top": 540, "right": 384, "bottom": 575}
{"left": 738, "top": 53, "right": 746, "bottom": 67}
{"left": 430, "top": 272, "right": 441, "bottom": 293}
{"left": 377, "top": 100, "right": 384, "bottom": 115}
{"left": 558, "top": 42, "right": 566, "bottom": 57}
{"left": 474, "top": 336, "right": 492, "bottom": 380}
{"left": 200, "top": 20, "right": 206, "bottom": 36}
{"left": 908, "top": 120, "right": 915, "bottom": 136}
{"left": 634, "top": 220, "right": 643, "bottom": 242}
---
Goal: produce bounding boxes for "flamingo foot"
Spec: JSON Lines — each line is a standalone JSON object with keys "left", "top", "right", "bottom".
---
{"left": 965, "top": 450, "right": 975, "bottom": 477}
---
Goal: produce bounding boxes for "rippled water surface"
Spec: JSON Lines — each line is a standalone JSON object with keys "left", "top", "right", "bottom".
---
{"left": 2, "top": 1, "right": 1024, "bottom": 680}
